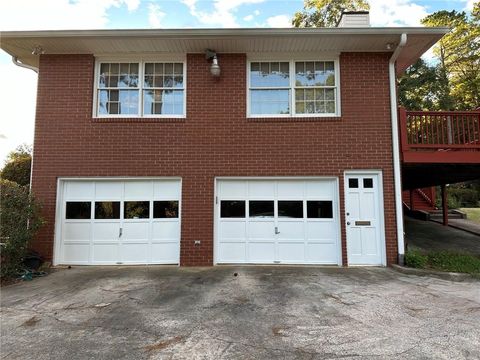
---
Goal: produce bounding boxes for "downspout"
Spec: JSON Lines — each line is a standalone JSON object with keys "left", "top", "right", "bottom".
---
{"left": 389, "top": 34, "right": 407, "bottom": 265}
{"left": 12, "top": 56, "right": 38, "bottom": 73}
{"left": 11, "top": 55, "right": 39, "bottom": 192}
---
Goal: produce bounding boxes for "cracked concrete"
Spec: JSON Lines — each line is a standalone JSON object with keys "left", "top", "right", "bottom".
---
{"left": 1, "top": 266, "right": 479, "bottom": 359}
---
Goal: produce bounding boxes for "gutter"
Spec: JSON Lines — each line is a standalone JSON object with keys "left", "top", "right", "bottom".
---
{"left": 12, "top": 56, "right": 38, "bottom": 73}
{"left": 389, "top": 33, "right": 407, "bottom": 265}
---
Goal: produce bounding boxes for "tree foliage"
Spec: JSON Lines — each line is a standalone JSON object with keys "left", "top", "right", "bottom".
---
{"left": 0, "top": 179, "right": 44, "bottom": 278}
{"left": 400, "top": 3, "right": 480, "bottom": 110}
{"left": 292, "top": 0, "right": 369, "bottom": 27}
{"left": 1, "top": 144, "right": 32, "bottom": 186}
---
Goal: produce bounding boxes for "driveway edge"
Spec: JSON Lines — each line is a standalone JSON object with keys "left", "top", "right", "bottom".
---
{"left": 391, "top": 264, "right": 478, "bottom": 282}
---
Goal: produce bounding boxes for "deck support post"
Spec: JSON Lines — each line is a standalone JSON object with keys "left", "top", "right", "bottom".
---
{"left": 441, "top": 184, "right": 448, "bottom": 226}
{"left": 409, "top": 189, "right": 415, "bottom": 210}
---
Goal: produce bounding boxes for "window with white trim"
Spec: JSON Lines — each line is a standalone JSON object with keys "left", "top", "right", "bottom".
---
{"left": 96, "top": 61, "right": 185, "bottom": 117}
{"left": 248, "top": 60, "right": 339, "bottom": 117}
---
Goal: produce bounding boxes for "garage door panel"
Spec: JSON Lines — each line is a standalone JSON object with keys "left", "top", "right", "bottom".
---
{"left": 220, "top": 221, "right": 246, "bottom": 241}
{"left": 65, "top": 182, "right": 94, "bottom": 200}
{"left": 306, "top": 222, "right": 336, "bottom": 241}
{"left": 124, "top": 181, "right": 153, "bottom": 199}
{"left": 93, "top": 222, "right": 120, "bottom": 241}
{"left": 277, "top": 221, "right": 304, "bottom": 240}
{"left": 63, "top": 244, "right": 90, "bottom": 263}
{"left": 64, "top": 223, "right": 91, "bottom": 241}
{"left": 248, "top": 242, "right": 275, "bottom": 263}
{"left": 121, "top": 243, "right": 148, "bottom": 263}
{"left": 277, "top": 181, "right": 304, "bottom": 198}
{"left": 219, "top": 181, "right": 246, "bottom": 199}
{"left": 122, "top": 222, "right": 149, "bottom": 240}
{"left": 218, "top": 243, "right": 246, "bottom": 262}
{"left": 248, "top": 181, "right": 275, "bottom": 198}
{"left": 306, "top": 243, "right": 337, "bottom": 263}
{"left": 151, "top": 243, "right": 179, "bottom": 262}
{"left": 305, "top": 180, "right": 334, "bottom": 198}
{"left": 92, "top": 244, "right": 119, "bottom": 263}
{"left": 248, "top": 221, "right": 275, "bottom": 239}
{"left": 278, "top": 243, "right": 305, "bottom": 262}
{"left": 152, "top": 221, "right": 179, "bottom": 240}
{"left": 154, "top": 180, "right": 180, "bottom": 199}
{"left": 95, "top": 182, "right": 123, "bottom": 199}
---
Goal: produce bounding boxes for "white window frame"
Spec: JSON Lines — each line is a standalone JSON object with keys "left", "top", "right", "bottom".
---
{"left": 246, "top": 57, "right": 341, "bottom": 118}
{"left": 93, "top": 55, "right": 186, "bottom": 119}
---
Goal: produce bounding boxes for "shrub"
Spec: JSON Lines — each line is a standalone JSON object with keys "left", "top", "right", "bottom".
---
{"left": 405, "top": 250, "right": 427, "bottom": 269}
{"left": 0, "top": 180, "right": 44, "bottom": 279}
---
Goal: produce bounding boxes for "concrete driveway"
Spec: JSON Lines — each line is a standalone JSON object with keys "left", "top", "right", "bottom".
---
{"left": 1, "top": 266, "right": 479, "bottom": 360}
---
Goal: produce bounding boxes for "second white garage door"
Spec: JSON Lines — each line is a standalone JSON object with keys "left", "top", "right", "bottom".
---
{"left": 55, "top": 179, "right": 181, "bottom": 265}
{"left": 215, "top": 179, "right": 341, "bottom": 265}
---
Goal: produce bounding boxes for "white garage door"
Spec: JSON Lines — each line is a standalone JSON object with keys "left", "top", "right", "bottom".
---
{"left": 56, "top": 179, "right": 181, "bottom": 265}
{"left": 215, "top": 179, "right": 341, "bottom": 265}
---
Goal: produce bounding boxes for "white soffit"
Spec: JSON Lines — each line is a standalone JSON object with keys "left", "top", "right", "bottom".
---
{"left": 0, "top": 27, "right": 448, "bottom": 75}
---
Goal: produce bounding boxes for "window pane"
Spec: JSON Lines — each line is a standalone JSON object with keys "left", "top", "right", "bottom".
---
{"left": 118, "top": 90, "right": 139, "bottom": 115}
{"left": 295, "top": 61, "right": 335, "bottom": 87}
{"left": 307, "top": 201, "right": 333, "bottom": 218}
{"left": 95, "top": 202, "right": 120, "bottom": 219}
{"left": 349, "top": 178, "right": 359, "bottom": 188}
{"left": 250, "top": 89, "right": 289, "bottom": 115}
{"left": 278, "top": 201, "right": 303, "bottom": 218}
{"left": 250, "top": 62, "right": 289, "bottom": 87}
{"left": 363, "top": 178, "right": 373, "bottom": 188}
{"left": 124, "top": 201, "right": 150, "bottom": 219}
{"left": 221, "top": 201, "right": 245, "bottom": 218}
{"left": 154, "top": 201, "right": 179, "bottom": 218}
{"left": 144, "top": 90, "right": 184, "bottom": 115}
{"left": 249, "top": 201, "right": 274, "bottom": 217}
{"left": 66, "top": 202, "right": 91, "bottom": 219}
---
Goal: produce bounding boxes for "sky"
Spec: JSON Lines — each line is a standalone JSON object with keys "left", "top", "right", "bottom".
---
{"left": 0, "top": 0, "right": 476, "bottom": 163}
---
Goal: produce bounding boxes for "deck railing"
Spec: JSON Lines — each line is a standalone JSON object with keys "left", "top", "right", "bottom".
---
{"left": 399, "top": 107, "right": 480, "bottom": 151}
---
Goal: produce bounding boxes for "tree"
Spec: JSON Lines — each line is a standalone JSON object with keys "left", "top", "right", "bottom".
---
{"left": 420, "top": 4, "right": 480, "bottom": 110}
{"left": 1, "top": 144, "right": 32, "bottom": 186}
{"left": 292, "top": 0, "right": 370, "bottom": 27}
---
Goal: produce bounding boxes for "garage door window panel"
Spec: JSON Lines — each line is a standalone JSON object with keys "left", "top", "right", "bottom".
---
{"left": 249, "top": 201, "right": 274, "bottom": 218}
{"left": 95, "top": 201, "right": 120, "bottom": 219}
{"left": 221, "top": 201, "right": 246, "bottom": 218}
{"left": 124, "top": 201, "right": 150, "bottom": 219}
{"left": 66, "top": 202, "right": 91, "bottom": 219}
{"left": 307, "top": 201, "right": 333, "bottom": 219}
{"left": 154, "top": 201, "right": 179, "bottom": 218}
{"left": 278, "top": 201, "right": 303, "bottom": 218}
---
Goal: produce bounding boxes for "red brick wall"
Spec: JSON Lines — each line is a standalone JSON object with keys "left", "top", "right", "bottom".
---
{"left": 31, "top": 52, "right": 398, "bottom": 266}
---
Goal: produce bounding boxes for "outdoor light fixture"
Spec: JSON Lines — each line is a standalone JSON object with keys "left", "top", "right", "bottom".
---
{"left": 386, "top": 43, "right": 394, "bottom": 50}
{"left": 205, "top": 49, "right": 221, "bottom": 77}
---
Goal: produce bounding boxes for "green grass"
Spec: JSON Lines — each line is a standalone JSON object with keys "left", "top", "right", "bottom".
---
{"left": 405, "top": 250, "right": 480, "bottom": 275}
{"left": 460, "top": 208, "right": 480, "bottom": 224}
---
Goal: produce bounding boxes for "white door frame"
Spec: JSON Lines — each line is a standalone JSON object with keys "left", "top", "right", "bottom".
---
{"left": 343, "top": 170, "right": 387, "bottom": 266}
{"left": 53, "top": 177, "right": 182, "bottom": 266}
{"left": 213, "top": 176, "right": 343, "bottom": 266}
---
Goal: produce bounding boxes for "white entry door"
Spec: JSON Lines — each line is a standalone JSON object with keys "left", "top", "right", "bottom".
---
{"left": 56, "top": 179, "right": 181, "bottom": 265}
{"left": 345, "top": 172, "right": 385, "bottom": 265}
{"left": 216, "top": 179, "right": 341, "bottom": 265}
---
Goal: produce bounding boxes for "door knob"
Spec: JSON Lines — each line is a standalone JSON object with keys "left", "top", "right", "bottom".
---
{"left": 347, "top": 222, "right": 350, "bottom": 225}
{"left": 346, "top": 212, "right": 350, "bottom": 216}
